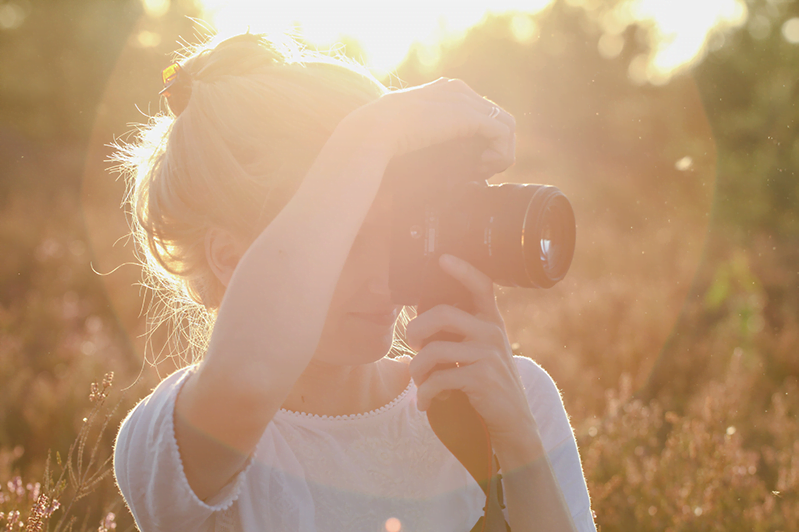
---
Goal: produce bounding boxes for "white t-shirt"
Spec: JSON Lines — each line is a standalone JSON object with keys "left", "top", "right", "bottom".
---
{"left": 114, "top": 355, "right": 595, "bottom": 532}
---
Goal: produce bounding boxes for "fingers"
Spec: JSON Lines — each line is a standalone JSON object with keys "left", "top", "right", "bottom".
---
{"left": 405, "top": 303, "right": 504, "bottom": 352}
{"left": 376, "top": 77, "right": 515, "bottom": 168}
{"left": 408, "top": 340, "right": 486, "bottom": 386}
{"left": 481, "top": 101, "right": 515, "bottom": 173}
{"left": 387, "top": 99, "right": 510, "bottom": 158}
{"left": 415, "top": 364, "right": 479, "bottom": 412}
{"left": 473, "top": 109, "right": 513, "bottom": 165}
{"left": 438, "top": 254, "right": 501, "bottom": 319}
{"left": 442, "top": 79, "right": 515, "bottom": 171}
{"left": 488, "top": 103, "right": 516, "bottom": 170}
{"left": 404, "top": 254, "right": 505, "bottom": 350}
{"left": 428, "top": 79, "right": 516, "bottom": 171}
{"left": 467, "top": 106, "right": 513, "bottom": 158}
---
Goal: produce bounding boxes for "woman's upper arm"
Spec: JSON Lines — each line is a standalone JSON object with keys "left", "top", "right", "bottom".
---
{"left": 114, "top": 368, "right": 251, "bottom": 532}
{"left": 514, "top": 356, "right": 596, "bottom": 531}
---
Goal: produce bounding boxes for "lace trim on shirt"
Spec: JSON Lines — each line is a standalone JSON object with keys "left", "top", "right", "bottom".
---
{"left": 276, "top": 379, "right": 414, "bottom": 422}
{"left": 168, "top": 366, "right": 255, "bottom": 512}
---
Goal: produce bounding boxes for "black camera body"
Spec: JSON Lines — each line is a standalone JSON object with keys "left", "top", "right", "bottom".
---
{"left": 384, "top": 137, "right": 576, "bottom": 312}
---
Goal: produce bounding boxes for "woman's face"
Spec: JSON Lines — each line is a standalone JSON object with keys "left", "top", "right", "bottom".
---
{"left": 313, "top": 191, "right": 403, "bottom": 366}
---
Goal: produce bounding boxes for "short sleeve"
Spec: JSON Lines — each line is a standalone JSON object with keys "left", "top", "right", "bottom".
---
{"left": 113, "top": 367, "right": 252, "bottom": 532}
{"left": 514, "top": 356, "right": 596, "bottom": 532}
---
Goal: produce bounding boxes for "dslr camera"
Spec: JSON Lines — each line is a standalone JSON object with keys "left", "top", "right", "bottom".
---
{"left": 384, "top": 137, "right": 576, "bottom": 312}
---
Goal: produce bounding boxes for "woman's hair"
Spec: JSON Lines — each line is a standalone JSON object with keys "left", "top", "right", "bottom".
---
{"left": 112, "top": 32, "right": 408, "bottom": 364}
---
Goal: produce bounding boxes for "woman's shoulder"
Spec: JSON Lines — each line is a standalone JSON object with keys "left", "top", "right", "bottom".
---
{"left": 513, "top": 355, "right": 557, "bottom": 394}
{"left": 512, "top": 355, "right": 574, "bottom": 450}
{"left": 136, "top": 365, "right": 196, "bottom": 406}
{"left": 117, "top": 365, "right": 197, "bottom": 438}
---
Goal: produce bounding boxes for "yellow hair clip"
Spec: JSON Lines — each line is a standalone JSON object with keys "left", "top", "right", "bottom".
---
{"left": 159, "top": 63, "right": 191, "bottom": 115}
{"left": 159, "top": 63, "right": 182, "bottom": 97}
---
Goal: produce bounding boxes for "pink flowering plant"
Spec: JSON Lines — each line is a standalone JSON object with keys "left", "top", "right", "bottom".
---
{"left": 0, "top": 374, "right": 120, "bottom": 532}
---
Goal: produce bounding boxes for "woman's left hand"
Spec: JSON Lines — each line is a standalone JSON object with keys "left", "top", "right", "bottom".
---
{"left": 406, "top": 253, "right": 539, "bottom": 456}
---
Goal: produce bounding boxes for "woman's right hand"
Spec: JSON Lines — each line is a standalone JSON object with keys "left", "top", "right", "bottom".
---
{"left": 343, "top": 78, "right": 516, "bottom": 175}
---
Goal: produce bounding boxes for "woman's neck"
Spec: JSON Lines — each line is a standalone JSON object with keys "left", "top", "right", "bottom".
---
{"left": 280, "top": 356, "right": 410, "bottom": 417}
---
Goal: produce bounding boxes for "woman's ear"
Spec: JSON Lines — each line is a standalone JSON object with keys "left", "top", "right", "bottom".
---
{"left": 205, "top": 227, "right": 247, "bottom": 288}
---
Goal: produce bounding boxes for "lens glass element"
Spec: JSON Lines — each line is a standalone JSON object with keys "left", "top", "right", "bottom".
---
{"left": 540, "top": 215, "right": 553, "bottom": 271}
{"left": 521, "top": 186, "right": 576, "bottom": 288}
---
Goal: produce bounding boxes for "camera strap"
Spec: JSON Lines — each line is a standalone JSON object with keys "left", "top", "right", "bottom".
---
{"left": 426, "top": 390, "right": 511, "bottom": 532}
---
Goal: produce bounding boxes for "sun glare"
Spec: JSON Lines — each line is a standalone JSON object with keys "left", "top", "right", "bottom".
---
{"left": 199, "top": 0, "right": 553, "bottom": 77}
{"left": 195, "top": 0, "right": 749, "bottom": 82}
{"left": 629, "top": 0, "right": 747, "bottom": 82}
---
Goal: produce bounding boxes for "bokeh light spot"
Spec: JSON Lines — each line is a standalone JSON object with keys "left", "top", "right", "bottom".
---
{"left": 675, "top": 156, "right": 694, "bottom": 171}
{"left": 142, "top": 0, "right": 170, "bottom": 18}
{"left": 416, "top": 44, "right": 442, "bottom": 70}
{"left": 782, "top": 17, "right": 799, "bottom": 44}
{"left": 385, "top": 517, "right": 401, "bottom": 532}
{"left": 136, "top": 30, "right": 162, "bottom": 48}
{"left": 628, "top": 54, "right": 649, "bottom": 85}
{"left": 707, "top": 30, "right": 726, "bottom": 52}
{"left": 598, "top": 33, "right": 624, "bottom": 59}
{"left": 0, "top": 2, "right": 25, "bottom": 30}
{"left": 510, "top": 14, "right": 538, "bottom": 43}
{"left": 748, "top": 15, "right": 771, "bottom": 40}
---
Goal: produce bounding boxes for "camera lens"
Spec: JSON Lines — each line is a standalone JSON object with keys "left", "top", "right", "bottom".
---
{"left": 384, "top": 138, "right": 576, "bottom": 301}
{"left": 522, "top": 186, "right": 575, "bottom": 288}
{"left": 462, "top": 183, "right": 575, "bottom": 289}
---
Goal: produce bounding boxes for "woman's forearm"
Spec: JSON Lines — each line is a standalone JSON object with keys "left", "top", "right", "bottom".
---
{"left": 201, "top": 118, "right": 392, "bottom": 409}
{"left": 495, "top": 431, "right": 578, "bottom": 532}
{"left": 175, "top": 115, "right": 392, "bottom": 499}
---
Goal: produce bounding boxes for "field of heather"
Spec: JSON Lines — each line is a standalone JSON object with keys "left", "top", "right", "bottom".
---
{"left": 1, "top": 1, "right": 797, "bottom": 530}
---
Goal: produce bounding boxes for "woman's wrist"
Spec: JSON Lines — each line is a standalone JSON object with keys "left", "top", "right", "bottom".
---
{"left": 492, "top": 422, "right": 546, "bottom": 473}
{"left": 501, "top": 449, "right": 579, "bottom": 532}
{"left": 333, "top": 102, "right": 396, "bottom": 164}
{"left": 495, "top": 423, "right": 579, "bottom": 532}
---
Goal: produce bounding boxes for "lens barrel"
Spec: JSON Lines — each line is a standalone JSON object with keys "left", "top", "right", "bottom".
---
{"left": 462, "top": 184, "right": 575, "bottom": 289}
{"left": 521, "top": 186, "right": 576, "bottom": 288}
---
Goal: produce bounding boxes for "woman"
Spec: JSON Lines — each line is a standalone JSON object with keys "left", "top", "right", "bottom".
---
{"left": 113, "top": 32, "right": 595, "bottom": 532}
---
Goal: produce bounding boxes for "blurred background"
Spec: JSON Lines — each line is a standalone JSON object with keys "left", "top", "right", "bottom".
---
{"left": 0, "top": 0, "right": 797, "bottom": 530}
